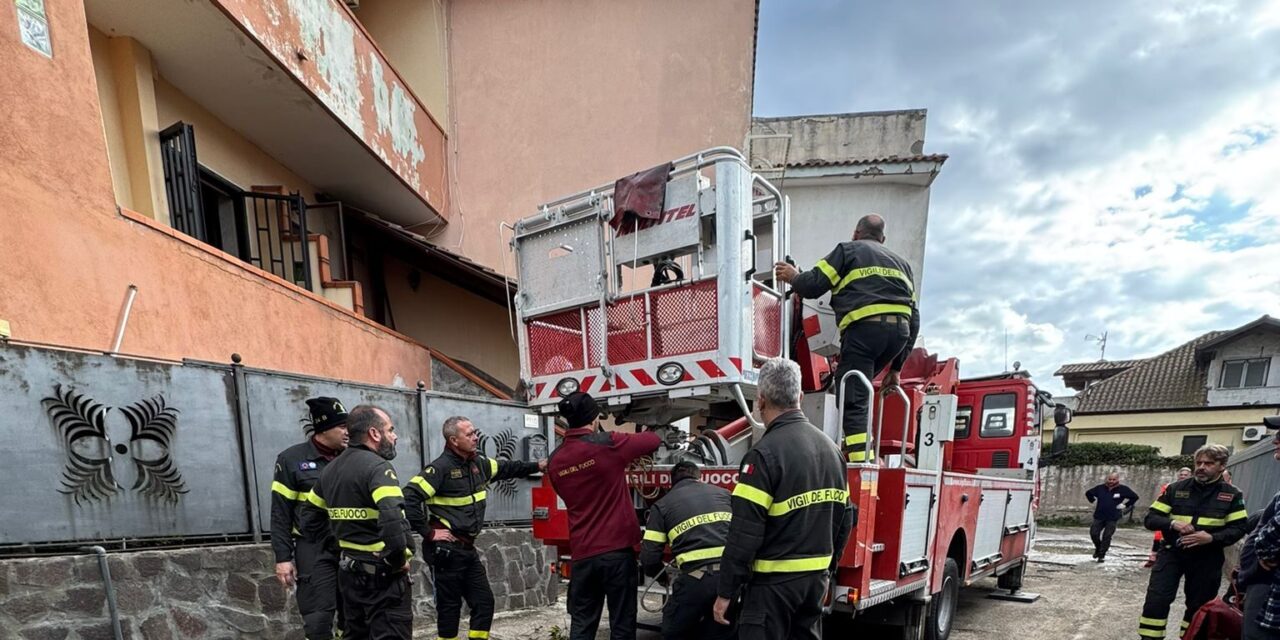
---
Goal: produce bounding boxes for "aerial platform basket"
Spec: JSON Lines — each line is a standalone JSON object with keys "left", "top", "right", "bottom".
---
{"left": 510, "top": 147, "right": 791, "bottom": 426}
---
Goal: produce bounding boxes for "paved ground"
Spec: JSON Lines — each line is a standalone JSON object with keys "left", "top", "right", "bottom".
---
{"left": 421, "top": 527, "right": 1209, "bottom": 639}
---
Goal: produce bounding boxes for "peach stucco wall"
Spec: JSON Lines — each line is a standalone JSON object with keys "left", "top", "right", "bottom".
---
{"left": 440, "top": 0, "right": 757, "bottom": 272}
{"left": 211, "top": 0, "right": 450, "bottom": 218}
{"left": 0, "top": 1, "right": 433, "bottom": 388}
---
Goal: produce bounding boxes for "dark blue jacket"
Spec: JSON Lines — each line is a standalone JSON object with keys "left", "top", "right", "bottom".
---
{"left": 1085, "top": 483, "right": 1139, "bottom": 521}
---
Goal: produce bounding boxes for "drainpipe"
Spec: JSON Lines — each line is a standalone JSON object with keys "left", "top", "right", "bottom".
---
{"left": 109, "top": 284, "right": 138, "bottom": 354}
{"left": 79, "top": 546, "right": 123, "bottom": 640}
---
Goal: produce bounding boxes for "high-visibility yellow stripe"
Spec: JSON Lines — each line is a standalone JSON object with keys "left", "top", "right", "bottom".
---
{"left": 428, "top": 491, "right": 487, "bottom": 506}
{"left": 469, "top": 631, "right": 490, "bottom": 639}
{"left": 676, "top": 546, "right": 724, "bottom": 566}
{"left": 732, "top": 483, "right": 773, "bottom": 510}
{"left": 372, "top": 485, "right": 403, "bottom": 503}
{"left": 844, "top": 433, "right": 868, "bottom": 446}
{"left": 833, "top": 266, "right": 914, "bottom": 297}
{"left": 272, "top": 481, "right": 300, "bottom": 500}
{"left": 306, "top": 491, "right": 328, "bottom": 509}
{"left": 752, "top": 555, "right": 831, "bottom": 573}
{"left": 410, "top": 475, "right": 438, "bottom": 498}
{"left": 1197, "top": 516, "right": 1226, "bottom": 527}
{"left": 338, "top": 539, "right": 386, "bottom": 552}
{"left": 489, "top": 458, "right": 499, "bottom": 476}
{"left": 643, "top": 529, "right": 668, "bottom": 544}
{"left": 328, "top": 507, "right": 379, "bottom": 520}
{"left": 1171, "top": 515, "right": 1192, "bottom": 524}
{"left": 1180, "top": 620, "right": 1190, "bottom": 629}
{"left": 1138, "top": 629, "right": 1164, "bottom": 638}
{"left": 668, "top": 512, "right": 732, "bottom": 541}
{"left": 848, "top": 450, "right": 869, "bottom": 462}
{"left": 1226, "top": 509, "right": 1248, "bottom": 522}
{"left": 767, "top": 488, "right": 849, "bottom": 516}
{"left": 814, "top": 259, "right": 840, "bottom": 286}
{"left": 1149, "top": 501, "right": 1172, "bottom": 514}
{"left": 1139, "top": 616, "right": 1166, "bottom": 626}
{"left": 837, "top": 304, "right": 913, "bottom": 331}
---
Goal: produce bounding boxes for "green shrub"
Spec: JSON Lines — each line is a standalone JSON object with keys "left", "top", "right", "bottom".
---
{"left": 1043, "top": 441, "right": 1193, "bottom": 469}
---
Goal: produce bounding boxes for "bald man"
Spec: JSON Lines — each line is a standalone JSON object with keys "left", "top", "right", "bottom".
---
{"left": 775, "top": 214, "right": 919, "bottom": 463}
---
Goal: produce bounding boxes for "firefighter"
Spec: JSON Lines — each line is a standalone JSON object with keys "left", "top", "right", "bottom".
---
{"left": 640, "top": 460, "right": 736, "bottom": 640}
{"left": 547, "top": 391, "right": 661, "bottom": 640}
{"left": 270, "top": 397, "right": 349, "bottom": 639}
{"left": 309, "top": 405, "right": 415, "bottom": 639}
{"left": 774, "top": 213, "right": 919, "bottom": 463}
{"left": 713, "top": 358, "right": 854, "bottom": 640}
{"left": 1138, "top": 443, "right": 1249, "bottom": 639}
{"left": 404, "top": 416, "right": 546, "bottom": 640}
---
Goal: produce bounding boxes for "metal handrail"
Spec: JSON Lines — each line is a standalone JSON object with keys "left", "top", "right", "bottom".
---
{"left": 836, "top": 370, "right": 875, "bottom": 459}
{"left": 877, "top": 386, "right": 910, "bottom": 468}
{"left": 515, "top": 148, "right": 752, "bottom": 235}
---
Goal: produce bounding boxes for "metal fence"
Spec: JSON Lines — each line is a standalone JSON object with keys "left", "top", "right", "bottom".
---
{"left": 1228, "top": 438, "right": 1280, "bottom": 516}
{"left": 0, "top": 342, "right": 550, "bottom": 553}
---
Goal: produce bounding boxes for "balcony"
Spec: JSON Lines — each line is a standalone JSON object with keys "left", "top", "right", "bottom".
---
{"left": 85, "top": 0, "right": 448, "bottom": 227}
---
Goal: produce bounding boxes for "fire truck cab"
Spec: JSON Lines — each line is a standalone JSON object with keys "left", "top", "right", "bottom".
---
{"left": 511, "top": 148, "right": 1058, "bottom": 640}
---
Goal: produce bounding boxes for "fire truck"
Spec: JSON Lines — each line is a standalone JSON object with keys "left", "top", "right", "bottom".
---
{"left": 509, "top": 147, "right": 1064, "bottom": 639}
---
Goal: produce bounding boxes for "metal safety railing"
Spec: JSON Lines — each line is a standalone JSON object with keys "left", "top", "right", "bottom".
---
{"left": 244, "top": 191, "right": 313, "bottom": 291}
{"left": 836, "top": 370, "right": 910, "bottom": 466}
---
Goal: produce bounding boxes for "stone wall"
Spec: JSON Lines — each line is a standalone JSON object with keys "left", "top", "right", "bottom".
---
{"left": 1038, "top": 464, "right": 1182, "bottom": 520}
{"left": 0, "top": 528, "right": 556, "bottom": 640}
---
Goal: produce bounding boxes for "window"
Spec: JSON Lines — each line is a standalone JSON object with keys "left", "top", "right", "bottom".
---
{"left": 1181, "top": 435, "right": 1208, "bottom": 456}
{"left": 954, "top": 407, "right": 972, "bottom": 438}
{"left": 1220, "top": 358, "right": 1270, "bottom": 389}
{"left": 979, "top": 393, "right": 1017, "bottom": 438}
{"left": 15, "top": 0, "right": 52, "bottom": 57}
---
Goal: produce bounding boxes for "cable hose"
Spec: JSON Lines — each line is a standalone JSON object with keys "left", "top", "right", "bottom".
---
{"left": 640, "top": 561, "right": 677, "bottom": 613}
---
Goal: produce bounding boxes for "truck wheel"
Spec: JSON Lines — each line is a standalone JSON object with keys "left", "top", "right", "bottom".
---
{"left": 924, "top": 558, "right": 960, "bottom": 640}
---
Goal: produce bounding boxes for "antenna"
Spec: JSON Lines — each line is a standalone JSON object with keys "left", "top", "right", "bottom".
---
{"left": 1085, "top": 331, "right": 1109, "bottom": 361}
{"left": 1004, "top": 328, "right": 1009, "bottom": 372}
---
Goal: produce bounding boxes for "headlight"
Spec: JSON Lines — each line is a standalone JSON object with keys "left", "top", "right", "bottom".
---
{"left": 555, "top": 377, "right": 579, "bottom": 396}
{"left": 656, "top": 363, "right": 685, "bottom": 386}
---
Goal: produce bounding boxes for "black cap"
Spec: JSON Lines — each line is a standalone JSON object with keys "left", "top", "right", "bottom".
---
{"left": 307, "top": 397, "right": 349, "bottom": 433}
{"left": 558, "top": 391, "right": 600, "bottom": 429}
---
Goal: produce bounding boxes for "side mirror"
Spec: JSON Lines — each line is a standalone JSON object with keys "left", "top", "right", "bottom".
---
{"left": 1050, "top": 424, "right": 1070, "bottom": 458}
{"left": 1053, "top": 403, "right": 1073, "bottom": 427}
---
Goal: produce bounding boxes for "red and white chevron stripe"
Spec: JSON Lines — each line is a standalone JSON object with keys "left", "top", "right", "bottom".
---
{"left": 530, "top": 354, "right": 747, "bottom": 404}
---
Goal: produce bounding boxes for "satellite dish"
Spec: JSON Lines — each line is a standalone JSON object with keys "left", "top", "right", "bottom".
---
{"left": 1012, "top": 361, "right": 1022, "bottom": 371}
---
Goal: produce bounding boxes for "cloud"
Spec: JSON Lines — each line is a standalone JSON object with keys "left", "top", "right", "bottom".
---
{"left": 756, "top": 0, "right": 1280, "bottom": 393}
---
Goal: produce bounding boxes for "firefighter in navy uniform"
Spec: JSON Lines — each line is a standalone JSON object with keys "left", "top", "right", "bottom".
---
{"left": 640, "top": 461, "right": 736, "bottom": 640}
{"left": 1138, "top": 443, "right": 1249, "bottom": 639}
{"left": 775, "top": 213, "right": 919, "bottom": 463}
{"left": 713, "top": 358, "right": 854, "bottom": 640}
{"left": 270, "top": 397, "right": 349, "bottom": 639}
{"left": 309, "top": 405, "right": 415, "bottom": 640}
{"left": 404, "top": 416, "right": 546, "bottom": 640}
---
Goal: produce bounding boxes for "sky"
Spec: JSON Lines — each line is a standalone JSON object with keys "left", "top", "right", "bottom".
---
{"left": 754, "top": 0, "right": 1280, "bottom": 395}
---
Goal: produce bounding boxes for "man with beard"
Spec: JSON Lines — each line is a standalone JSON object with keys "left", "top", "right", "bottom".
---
{"left": 310, "top": 405, "right": 415, "bottom": 639}
{"left": 270, "top": 397, "right": 350, "bottom": 639}
{"left": 1137, "top": 444, "right": 1248, "bottom": 640}
{"left": 1084, "top": 470, "right": 1139, "bottom": 562}
{"left": 404, "top": 416, "right": 546, "bottom": 640}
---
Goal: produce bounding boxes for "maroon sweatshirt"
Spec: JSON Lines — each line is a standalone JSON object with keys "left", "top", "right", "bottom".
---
{"left": 548, "top": 427, "right": 661, "bottom": 560}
